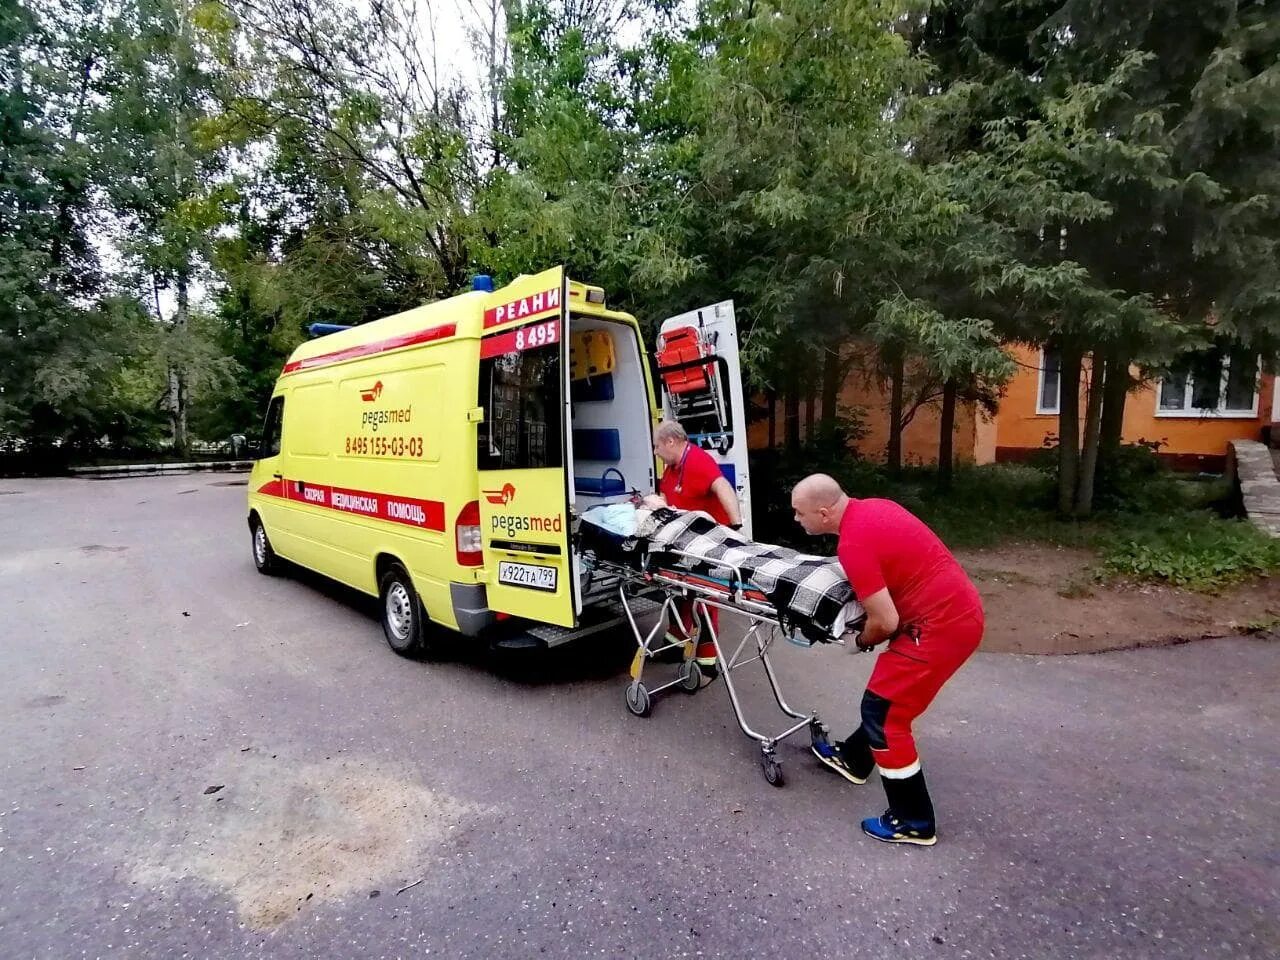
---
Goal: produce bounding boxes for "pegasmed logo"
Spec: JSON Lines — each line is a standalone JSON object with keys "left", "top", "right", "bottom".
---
{"left": 490, "top": 514, "right": 564, "bottom": 540}
{"left": 360, "top": 405, "right": 412, "bottom": 432}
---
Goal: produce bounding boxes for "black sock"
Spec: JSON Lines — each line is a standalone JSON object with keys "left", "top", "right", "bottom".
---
{"left": 882, "top": 770, "right": 935, "bottom": 826}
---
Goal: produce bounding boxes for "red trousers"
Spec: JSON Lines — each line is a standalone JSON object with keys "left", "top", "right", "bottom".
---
{"left": 669, "top": 598, "right": 718, "bottom": 645}
{"left": 863, "top": 608, "right": 984, "bottom": 774}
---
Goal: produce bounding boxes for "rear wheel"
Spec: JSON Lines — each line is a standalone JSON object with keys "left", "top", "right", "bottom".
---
{"left": 250, "top": 517, "right": 280, "bottom": 575}
{"left": 379, "top": 564, "right": 434, "bottom": 658}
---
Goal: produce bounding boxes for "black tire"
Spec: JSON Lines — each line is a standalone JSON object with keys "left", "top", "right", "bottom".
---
{"left": 762, "top": 756, "right": 785, "bottom": 788}
{"left": 378, "top": 563, "right": 436, "bottom": 659}
{"left": 624, "top": 681, "right": 652, "bottom": 717}
{"left": 680, "top": 658, "right": 701, "bottom": 694}
{"left": 250, "top": 516, "right": 280, "bottom": 575}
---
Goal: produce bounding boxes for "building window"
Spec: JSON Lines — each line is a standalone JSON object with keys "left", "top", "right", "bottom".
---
{"left": 1036, "top": 347, "right": 1061, "bottom": 415}
{"left": 1156, "top": 346, "right": 1259, "bottom": 418}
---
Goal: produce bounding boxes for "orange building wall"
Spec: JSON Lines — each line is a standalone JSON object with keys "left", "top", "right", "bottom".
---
{"left": 994, "top": 344, "right": 1276, "bottom": 470}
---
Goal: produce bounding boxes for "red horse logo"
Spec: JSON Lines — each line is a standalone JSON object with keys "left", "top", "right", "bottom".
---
{"left": 483, "top": 483, "right": 516, "bottom": 505}
{"left": 360, "top": 380, "right": 383, "bottom": 402}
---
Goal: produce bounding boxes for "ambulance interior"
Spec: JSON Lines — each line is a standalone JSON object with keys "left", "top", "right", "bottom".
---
{"left": 566, "top": 314, "right": 655, "bottom": 516}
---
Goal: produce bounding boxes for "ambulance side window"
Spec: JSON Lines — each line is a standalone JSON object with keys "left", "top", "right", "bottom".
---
{"left": 478, "top": 341, "right": 562, "bottom": 470}
{"left": 261, "top": 396, "right": 285, "bottom": 459}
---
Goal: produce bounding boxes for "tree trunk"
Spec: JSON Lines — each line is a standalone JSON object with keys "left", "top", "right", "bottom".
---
{"left": 886, "top": 348, "right": 905, "bottom": 474}
{"left": 804, "top": 375, "right": 816, "bottom": 444}
{"left": 1075, "top": 354, "right": 1106, "bottom": 517}
{"left": 1097, "top": 348, "right": 1130, "bottom": 478}
{"left": 1056, "top": 344, "right": 1082, "bottom": 516}
{"left": 50, "top": 47, "right": 96, "bottom": 273}
{"left": 766, "top": 388, "right": 777, "bottom": 449}
{"left": 784, "top": 366, "right": 801, "bottom": 453}
{"left": 938, "top": 378, "right": 957, "bottom": 490}
{"left": 820, "top": 343, "right": 840, "bottom": 434}
{"left": 171, "top": 271, "right": 190, "bottom": 457}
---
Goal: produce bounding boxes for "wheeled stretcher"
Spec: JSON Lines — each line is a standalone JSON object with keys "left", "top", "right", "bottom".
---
{"left": 577, "top": 512, "right": 866, "bottom": 787}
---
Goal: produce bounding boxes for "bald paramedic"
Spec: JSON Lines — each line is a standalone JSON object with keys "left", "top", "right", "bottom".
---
{"left": 791, "top": 473, "right": 983, "bottom": 847}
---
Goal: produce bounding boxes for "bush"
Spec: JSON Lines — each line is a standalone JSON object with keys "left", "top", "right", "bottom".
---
{"left": 1093, "top": 439, "right": 1185, "bottom": 512}
{"left": 1097, "top": 514, "right": 1280, "bottom": 590}
{"left": 748, "top": 411, "right": 873, "bottom": 547}
{"left": 745, "top": 445, "right": 1278, "bottom": 592}
{"left": 905, "top": 463, "right": 1069, "bottom": 549}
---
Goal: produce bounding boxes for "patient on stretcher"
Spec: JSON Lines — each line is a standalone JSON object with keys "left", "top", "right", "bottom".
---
{"left": 578, "top": 499, "right": 865, "bottom": 643}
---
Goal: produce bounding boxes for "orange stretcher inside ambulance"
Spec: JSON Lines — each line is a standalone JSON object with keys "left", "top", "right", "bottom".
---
{"left": 247, "top": 266, "right": 752, "bottom": 657}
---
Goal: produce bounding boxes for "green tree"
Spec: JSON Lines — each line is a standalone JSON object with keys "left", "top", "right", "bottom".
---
{"left": 0, "top": 0, "right": 164, "bottom": 456}
{"left": 911, "top": 0, "right": 1280, "bottom": 515}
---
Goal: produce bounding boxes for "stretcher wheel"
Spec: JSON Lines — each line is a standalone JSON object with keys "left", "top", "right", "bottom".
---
{"left": 625, "top": 681, "right": 652, "bottom": 718}
{"left": 762, "top": 756, "right": 785, "bottom": 788}
{"left": 679, "top": 659, "right": 701, "bottom": 693}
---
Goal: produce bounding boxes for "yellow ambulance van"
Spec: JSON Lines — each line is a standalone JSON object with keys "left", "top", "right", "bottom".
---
{"left": 247, "top": 266, "right": 752, "bottom": 657}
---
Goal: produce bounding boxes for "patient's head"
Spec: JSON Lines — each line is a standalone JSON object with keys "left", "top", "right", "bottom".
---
{"left": 639, "top": 493, "right": 668, "bottom": 511}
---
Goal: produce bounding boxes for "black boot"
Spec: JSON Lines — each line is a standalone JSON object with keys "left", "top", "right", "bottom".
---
{"left": 862, "top": 769, "right": 937, "bottom": 846}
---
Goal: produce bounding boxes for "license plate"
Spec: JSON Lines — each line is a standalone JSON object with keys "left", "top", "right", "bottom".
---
{"left": 497, "top": 561, "right": 558, "bottom": 592}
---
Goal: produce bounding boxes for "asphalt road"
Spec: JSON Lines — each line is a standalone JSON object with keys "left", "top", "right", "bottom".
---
{"left": 1, "top": 474, "right": 1277, "bottom": 959}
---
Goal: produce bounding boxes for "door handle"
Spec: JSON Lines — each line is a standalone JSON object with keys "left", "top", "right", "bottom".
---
{"left": 273, "top": 473, "right": 283, "bottom": 481}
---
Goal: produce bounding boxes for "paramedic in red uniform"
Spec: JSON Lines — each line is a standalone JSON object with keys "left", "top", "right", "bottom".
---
{"left": 653, "top": 420, "right": 742, "bottom": 678}
{"left": 790, "top": 473, "right": 983, "bottom": 846}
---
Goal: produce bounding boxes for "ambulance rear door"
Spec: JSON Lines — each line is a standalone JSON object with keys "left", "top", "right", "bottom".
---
{"left": 656, "top": 301, "right": 754, "bottom": 537}
{"left": 476, "top": 267, "right": 579, "bottom": 628}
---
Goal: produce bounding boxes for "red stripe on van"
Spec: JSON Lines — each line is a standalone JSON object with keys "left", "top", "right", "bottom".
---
{"left": 479, "top": 317, "right": 561, "bottom": 359}
{"left": 281, "top": 322, "right": 457, "bottom": 375}
{"left": 483, "top": 287, "right": 560, "bottom": 329}
{"left": 256, "top": 478, "right": 446, "bottom": 532}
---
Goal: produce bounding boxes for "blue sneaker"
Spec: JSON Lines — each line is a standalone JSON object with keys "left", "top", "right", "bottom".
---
{"left": 861, "top": 810, "right": 937, "bottom": 846}
{"left": 810, "top": 740, "right": 868, "bottom": 785}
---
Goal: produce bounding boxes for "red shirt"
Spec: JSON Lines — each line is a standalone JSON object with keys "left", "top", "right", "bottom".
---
{"left": 659, "top": 443, "right": 732, "bottom": 525}
{"left": 837, "top": 498, "right": 981, "bottom": 628}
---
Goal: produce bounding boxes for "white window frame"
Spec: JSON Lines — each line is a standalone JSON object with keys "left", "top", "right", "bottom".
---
{"left": 1155, "top": 351, "right": 1260, "bottom": 419}
{"left": 1036, "top": 347, "right": 1060, "bottom": 415}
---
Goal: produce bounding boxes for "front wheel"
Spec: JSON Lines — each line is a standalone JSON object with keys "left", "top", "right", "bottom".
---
{"left": 379, "top": 564, "right": 435, "bottom": 658}
{"left": 251, "top": 517, "right": 280, "bottom": 575}
{"left": 625, "top": 681, "right": 652, "bottom": 717}
{"left": 762, "top": 755, "right": 785, "bottom": 788}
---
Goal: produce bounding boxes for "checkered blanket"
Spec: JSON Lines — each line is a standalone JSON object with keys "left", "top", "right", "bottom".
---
{"left": 633, "top": 507, "right": 864, "bottom": 642}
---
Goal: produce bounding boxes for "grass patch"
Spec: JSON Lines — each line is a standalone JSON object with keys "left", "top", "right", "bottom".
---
{"left": 1096, "top": 514, "right": 1280, "bottom": 591}
{"left": 1239, "top": 614, "right": 1280, "bottom": 635}
{"left": 750, "top": 451, "right": 1280, "bottom": 593}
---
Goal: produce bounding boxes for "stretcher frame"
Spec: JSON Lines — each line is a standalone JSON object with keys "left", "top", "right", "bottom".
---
{"left": 593, "top": 546, "right": 848, "bottom": 787}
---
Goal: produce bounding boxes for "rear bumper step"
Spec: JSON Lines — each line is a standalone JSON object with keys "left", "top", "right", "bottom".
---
{"left": 493, "top": 595, "right": 663, "bottom": 650}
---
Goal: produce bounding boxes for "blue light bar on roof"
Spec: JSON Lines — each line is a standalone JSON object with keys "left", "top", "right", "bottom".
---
{"left": 307, "top": 323, "right": 352, "bottom": 338}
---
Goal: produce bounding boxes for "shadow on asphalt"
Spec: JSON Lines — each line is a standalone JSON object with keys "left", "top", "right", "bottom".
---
{"left": 280, "top": 561, "right": 637, "bottom": 687}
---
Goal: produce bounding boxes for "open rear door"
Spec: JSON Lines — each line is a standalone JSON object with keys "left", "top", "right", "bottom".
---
{"left": 476, "top": 266, "right": 578, "bottom": 628}
{"left": 656, "top": 301, "right": 754, "bottom": 537}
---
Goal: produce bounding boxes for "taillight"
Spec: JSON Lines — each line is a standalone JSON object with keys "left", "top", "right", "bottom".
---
{"left": 455, "top": 500, "right": 482, "bottom": 567}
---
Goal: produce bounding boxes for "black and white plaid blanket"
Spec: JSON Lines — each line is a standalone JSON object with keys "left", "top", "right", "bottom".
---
{"left": 634, "top": 507, "right": 864, "bottom": 642}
